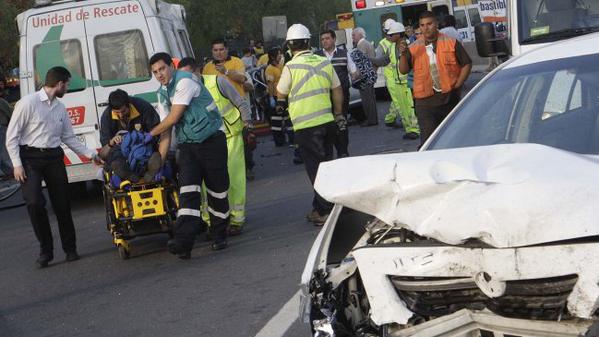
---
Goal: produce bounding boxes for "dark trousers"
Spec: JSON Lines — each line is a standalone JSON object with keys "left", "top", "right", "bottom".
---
{"left": 175, "top": 132, "right": 229, "bottom": 250}
{"left": 295, "top": 122, "right": 336, "bottom": 216}
{"left": 359, "top": 85, "right": 378, "bottom": 125}
{"left": 20, "top": 146, "right": 76, "bottom": 255}
{"left": 415, "top": 92, "right": 460, "bottom": 145}
{"left": 334, "top": 86, "right": 350, "bottom": 157}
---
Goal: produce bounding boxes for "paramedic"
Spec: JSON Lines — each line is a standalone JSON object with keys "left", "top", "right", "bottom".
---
{"left": 148, "top": 52, "right": 230, "bottom": 258}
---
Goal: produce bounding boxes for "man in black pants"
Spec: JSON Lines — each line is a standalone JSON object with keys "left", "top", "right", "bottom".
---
{"left": 5, "top": 67, "right": 102, "bottom": 268}
{"left": 148, "top": 52, "right": 230, "bottom": 258}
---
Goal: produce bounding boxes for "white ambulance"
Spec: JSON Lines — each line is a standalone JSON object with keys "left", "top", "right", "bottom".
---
{"left": 16, "top": 0, "right": 194, "bottom": 182}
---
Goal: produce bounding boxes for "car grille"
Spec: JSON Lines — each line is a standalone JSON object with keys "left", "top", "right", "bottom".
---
{"left": 390, "top": 274, "right": 578, "bottom": 320}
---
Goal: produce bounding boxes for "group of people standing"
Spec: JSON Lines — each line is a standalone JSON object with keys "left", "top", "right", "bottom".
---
{"left": 4, "top": 9, "right": 472, "bottom": 267}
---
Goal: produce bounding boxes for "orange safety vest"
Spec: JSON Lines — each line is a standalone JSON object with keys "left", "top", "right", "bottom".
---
{"left": 409, "top": 33, "right": 462, "bottom": 99}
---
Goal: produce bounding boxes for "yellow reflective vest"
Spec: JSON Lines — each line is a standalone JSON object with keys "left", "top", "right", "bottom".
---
{"left": 379, "top": 38, "right": 408, "bottom": 84}
{"left": 285, "top": 52, "right": 335, "bottom": 131}
{"left": 203, "top": 75, "right": 244, "bottom": 138}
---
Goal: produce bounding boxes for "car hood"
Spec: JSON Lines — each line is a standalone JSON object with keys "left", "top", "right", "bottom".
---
{"left": 315, "top": 143, "right": 599, "bottom": 248}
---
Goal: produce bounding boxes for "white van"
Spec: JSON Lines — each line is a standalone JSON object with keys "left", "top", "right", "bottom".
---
{"left": 16, "top": 0, "right": 194, "bottom": 182}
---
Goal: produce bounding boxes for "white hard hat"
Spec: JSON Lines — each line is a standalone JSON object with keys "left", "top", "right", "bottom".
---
{"left": 387, "top": 22, "right": 406, "bottom": 35}
{"left": 286, "top": 24, "right": 311, "bottom": 41}
{"left": 382, "top": 18, "right": 397, "bottom": 33}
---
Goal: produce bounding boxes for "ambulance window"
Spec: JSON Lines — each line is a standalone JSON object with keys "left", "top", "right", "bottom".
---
{"left": 177, "top": 30, "right": 193, "bottom": 57}
{"left": 454, "top": 9, "right": 468, "bottom": 29}
{"left": 468, "top": 8, "right": 482, "bottom": 26}
{"left": 94, "top": 30, "right": 151, "bottom": 86}
{"left": 33, "top": 39, "right": 86, "bottom": 92}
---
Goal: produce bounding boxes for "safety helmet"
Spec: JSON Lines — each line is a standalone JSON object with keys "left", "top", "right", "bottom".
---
{"left": 286, "top": 24, "right": 311, "bottom": 41}
{"left": 382, "top": 18, "right": 397, "bottom": 33}
{"left": 387, "top": 22, "right": 406, "bottom": 35}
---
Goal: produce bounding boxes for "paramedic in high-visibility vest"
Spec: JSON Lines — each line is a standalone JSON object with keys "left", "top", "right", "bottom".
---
{"left": 398, "top": 11, "right": 472, "bottom": 145}
{"left": 276, "top": 24, "right": 345, "bottom": 225}
{"left": 373, "top": 21, "right": 420, "bottom": 139}
{"left": 148, "top": 52, "right": 230, "bottom": 258}
{"left": 178, "top": 57, "right": 252, "bottom": 236}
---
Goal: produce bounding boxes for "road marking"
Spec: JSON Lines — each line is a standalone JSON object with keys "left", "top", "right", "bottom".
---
{"left": 254, "top": 290, "right": 301, "bottom": 337}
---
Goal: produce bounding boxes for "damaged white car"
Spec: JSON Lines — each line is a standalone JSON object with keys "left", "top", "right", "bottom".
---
{"left": 300, "top": 33, "right": 599, "bottom": 337}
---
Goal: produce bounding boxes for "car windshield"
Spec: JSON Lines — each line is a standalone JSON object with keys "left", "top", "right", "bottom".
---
{"left": 519, "top": 0, "right": 599, "bottom": 44}
{"left": 428, "top": 53, "right": 599, "bottom": 154}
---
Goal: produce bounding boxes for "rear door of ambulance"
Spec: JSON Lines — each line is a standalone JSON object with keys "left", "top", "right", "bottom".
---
{"left": 83, "top": 0, "right": 158, "bottom": 118}
{"left": 25, "top": 4, "right": 99, "bottom": 182}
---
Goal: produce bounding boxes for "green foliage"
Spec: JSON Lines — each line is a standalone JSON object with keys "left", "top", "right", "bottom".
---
{"left": 0, "top": 0, "right": 33, "bottom": 72}
{"left": 181, "top": 0, "right": 350, "bottom": 56}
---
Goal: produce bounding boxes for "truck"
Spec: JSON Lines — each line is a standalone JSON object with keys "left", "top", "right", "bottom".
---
{"left": 477, "top": 0, "right": 599, "bottom": 59}
{"left": 16, "top": 0, "right": 194, "bottom": 183}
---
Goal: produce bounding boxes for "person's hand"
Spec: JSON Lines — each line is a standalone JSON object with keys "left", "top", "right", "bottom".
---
{"left": 109, "top": 135, "right": 122, "bottom": 146}
{"left": 215, "top": 63, "right": 227, "bottom": 74}
{"left": 14, "top": 166, "right": 26, "bottom": 183}
{"left": 398, "top": 40, "right": 408, "bottom": 55}
{"left": 243, "top": 121, "right": 254, "bottom": 130}
{"left": 143, "top": 133, "right": 154, "bottom": 144}
{"left": 91, "top": 153, "right": 104, "bottom": 166}
{"left": 335, "top": 114, "right": 347, "bottom": 132}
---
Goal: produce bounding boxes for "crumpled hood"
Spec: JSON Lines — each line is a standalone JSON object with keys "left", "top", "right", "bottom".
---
{"left": 315, "top": 143, "right": 599, "bottom": 248}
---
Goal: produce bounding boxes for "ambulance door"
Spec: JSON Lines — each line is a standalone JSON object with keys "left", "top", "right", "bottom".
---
{"left": 26, "top": 7, "right": 99, "bottom": 170}
{"left": 83, "top": 0, "right": 159, "bottom": 109}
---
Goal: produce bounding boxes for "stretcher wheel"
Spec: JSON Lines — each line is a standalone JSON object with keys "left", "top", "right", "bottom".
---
{"left": 118, "top": 245, "right": 130, "bottom": 260}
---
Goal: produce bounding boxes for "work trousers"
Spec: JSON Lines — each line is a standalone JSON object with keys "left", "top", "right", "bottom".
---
{"left": 202, "top": 133, "right": 246, "bottom": 227}
{"left": 385, "top": 80, "right": 420, "bottom": 134}
{"left": 175, "top": 132, "right": 229, "bottom": 250}
{"left": 0, "top": 125, "right": 12, "bottom": 175}
{"left": 20, "top": 146, "right": 76, "bottom": 255}
{"left": 359, "top": 85, "right": 378, "bottom": 125}
{"left": 294, "top": 122, "right": 336, "bottom": 216}
{"left": 415, "top": 91, "right": 461, "bottom": 145}
{"left": 334, "top": 86, "right": 350, "bottom": 158}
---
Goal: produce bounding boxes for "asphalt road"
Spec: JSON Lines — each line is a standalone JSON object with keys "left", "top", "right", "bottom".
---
{"left": 0, "top": 73, "right": 485, "bottom": 337}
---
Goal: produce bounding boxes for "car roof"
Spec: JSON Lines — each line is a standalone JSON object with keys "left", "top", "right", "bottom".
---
{"left": 503, "top": 32, "right": 599, "bottom": 70}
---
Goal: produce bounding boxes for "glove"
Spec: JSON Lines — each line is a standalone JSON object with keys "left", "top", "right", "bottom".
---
{"left": 275, "top": 99, "right": 287, "bottom": 115}
{"left": 335, "top": 114, "right": 347, "bottom": 132}
{"left": 143, "top": 133, "right": 154, "bottom": 144}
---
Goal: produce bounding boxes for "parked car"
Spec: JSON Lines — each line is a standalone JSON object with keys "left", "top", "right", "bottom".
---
{"left": 300, "top": 32, "right": 599, "bottom": 337}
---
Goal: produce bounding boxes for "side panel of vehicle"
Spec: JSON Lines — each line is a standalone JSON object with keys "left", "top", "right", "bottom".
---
{"left": 23, "top": 5, "right": 99, "bottom": 182}
{"left": 19, "top": 0, "right": 193, "bottom": 182}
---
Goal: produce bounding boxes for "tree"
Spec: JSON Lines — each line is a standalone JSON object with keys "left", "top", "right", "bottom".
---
{"left": 0, "top": 0, "right": 32, "bottom": 73}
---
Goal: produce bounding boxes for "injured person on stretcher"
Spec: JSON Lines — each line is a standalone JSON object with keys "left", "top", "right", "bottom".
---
{"left": 99, "top": 89, "right": 171, "bottom": 184}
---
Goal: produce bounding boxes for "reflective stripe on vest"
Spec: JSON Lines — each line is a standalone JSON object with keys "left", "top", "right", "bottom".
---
{"left": 409, "top": 33, "right": 461, "bottom": 99}
{"left": 203, "top": 75, "right": 243, "bottom": 137}
{"left": 286, "top": 53, "right": 335, "bottom": 131}
{"left": 380, "top": 38, "right": 407, "bottom": 84}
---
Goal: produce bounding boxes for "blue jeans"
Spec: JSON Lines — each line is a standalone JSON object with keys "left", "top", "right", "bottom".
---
{"left": 0, "top": 125, "right": 13, "bottom": 175}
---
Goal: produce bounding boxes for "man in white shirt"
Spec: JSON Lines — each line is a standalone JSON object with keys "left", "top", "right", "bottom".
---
{"left": 6, "top": 66, "right": 101, "bottom": 268}
{"left": 316, "top": 29, "right": 358, "bottom": 158}
{"left": 148, "top": 52, "right": 230, "bottom": 257}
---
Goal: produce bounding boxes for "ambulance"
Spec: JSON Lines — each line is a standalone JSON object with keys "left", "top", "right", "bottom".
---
{"left": 16, "top": 0, "right": 194, "bottom": 182}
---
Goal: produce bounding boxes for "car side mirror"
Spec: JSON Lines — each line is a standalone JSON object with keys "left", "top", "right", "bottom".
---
{"left": 475, "top": 22, "right": 508, "bottom": 57}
